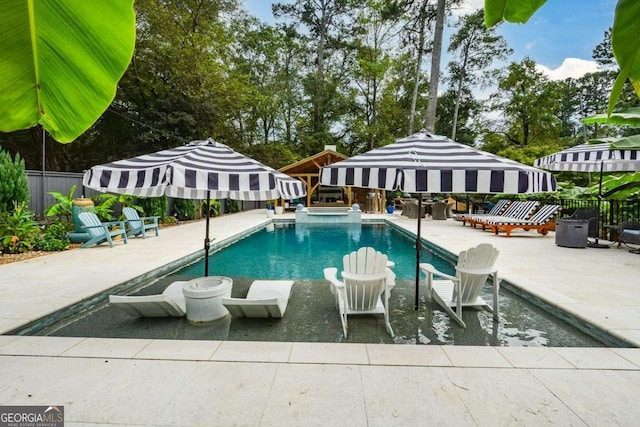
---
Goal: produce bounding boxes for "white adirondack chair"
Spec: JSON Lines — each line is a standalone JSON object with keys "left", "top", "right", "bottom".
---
{"left": 323, "top": 247, "right": 393, "bottom": 337}
{"left": 420, "top": 243, "right": 500, "bottom": 328}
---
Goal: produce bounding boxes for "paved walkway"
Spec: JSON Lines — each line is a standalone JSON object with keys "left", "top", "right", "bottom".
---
{"left": 1, "top": 210, "right": 640, "bottom": 426}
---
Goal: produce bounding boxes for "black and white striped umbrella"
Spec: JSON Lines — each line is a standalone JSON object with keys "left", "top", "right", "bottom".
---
{"left": 534, "top": 141, "right": 640, "bottom": 249}
{"left": 83, "top": 139, "right": 306, "bottom": 201}
{"left": 320, "top": 131, "right": 556, "bottom": 309}
{"left": 83, "top": 138, "right": 306, "bottom": 275}
{"left": 321, "top": 131, "right": 556, "bottom": 194}
{"left": 533, "top": 141, "right": 640, "bottom": 173}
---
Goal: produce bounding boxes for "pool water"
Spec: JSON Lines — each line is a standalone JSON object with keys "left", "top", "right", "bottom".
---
{"left": 34, "top": 223, "right": 606, "bottom": 347}
{"left": 179, "top": 222, "right": 450, "bottom": 280}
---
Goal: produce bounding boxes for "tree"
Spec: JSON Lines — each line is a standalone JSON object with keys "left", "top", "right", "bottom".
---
{"left": 484, "top": 0, "right": 640, "bottom": 116}
{"left": 435, "top": 88, "right": 479, "bottom": 146}
{"left": 274, "top": 0, "right": 359, "bottom": 154}
{"left": 489, "top": 58, "right": 561, "bottom": 148}
{"left": 0, "top": 149, "right": 29, "bottom": 213}
{"left": 423, "top": 0, "right": 446, "bottom": 133}
{"left": 446, "top": 9, "right": 511, "bottom": 141}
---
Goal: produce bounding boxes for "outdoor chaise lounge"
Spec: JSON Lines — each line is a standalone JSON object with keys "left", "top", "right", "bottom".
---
{"left": 78, "top": 211, "right": 128, "bottom": 248}
{"left": 485, "top": 204, "right": 562, "bottom": 237}
{"left": 420, "top": 243, "right": 500, "bottom": 328}
{"left": 464, "top": 200, "right": 540, "bottom": 231}
{"left": 323, "top": 247, "right": 393, "bottom": 337}
{"left": 456, "top": 199, "right": 511, "bottom": 226}
{"left": 109, "top": 281, "right": 186, "bottom": 317}
{"left": 123, "top": 206, "right": 160, "bottom": 239}
{"left": 221, "top": 280, "right": 295, "bottom": 318}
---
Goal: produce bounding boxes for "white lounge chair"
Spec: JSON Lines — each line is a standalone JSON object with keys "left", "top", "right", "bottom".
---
{"left": 419, "top": 243, "right": 500, "bottom": 328}
{"left": 323, "top": 247, "right": 393, "bottom": 337}
{"left": 109, "top": 281, "right": 187, "bottom": 317}
{"left": 220, "top": 280, "right": 295, "bottom": 318}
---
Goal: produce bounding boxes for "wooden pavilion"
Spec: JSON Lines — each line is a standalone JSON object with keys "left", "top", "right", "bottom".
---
{"left": 278, "top": 146, "right": 384, "bottom": 211}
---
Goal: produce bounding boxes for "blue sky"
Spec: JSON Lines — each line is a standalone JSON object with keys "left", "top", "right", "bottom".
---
{"left": 244, "top": 0, "right": 616, "bottom": 80}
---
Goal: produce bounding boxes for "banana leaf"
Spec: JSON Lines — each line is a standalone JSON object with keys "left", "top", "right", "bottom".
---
{"left": 0, "top": 0, "right": 135, "bottom": 143}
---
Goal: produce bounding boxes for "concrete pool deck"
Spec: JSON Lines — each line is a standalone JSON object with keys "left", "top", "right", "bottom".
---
{"left": 1, "top": 209, "right": 640, "bottom": 425}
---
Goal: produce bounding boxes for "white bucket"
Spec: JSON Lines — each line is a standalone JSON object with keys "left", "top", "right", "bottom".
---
{"left": 182, "top": 276, "right": 233, "bottom": 324}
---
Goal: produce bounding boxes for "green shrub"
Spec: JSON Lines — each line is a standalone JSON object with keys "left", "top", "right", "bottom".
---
{"left": 226, "top": 199, "right": 239, "bottom": 213}
{"left": 0, "top": 202, "right": 40, "bottom": 254}
{"left": 34, "top": 222, "right": 70, "bottom": 251}
{"left": 173, "top": 198, "right": 195, "bottom": 220}
{"left": 161, "top": 215, "right": 178, "bottom": 226}
{"left": 138, "top": 196, "right": 167, "bottom": 219}
{"left": 0, "top": 149, "right": 29, "bottom": 213}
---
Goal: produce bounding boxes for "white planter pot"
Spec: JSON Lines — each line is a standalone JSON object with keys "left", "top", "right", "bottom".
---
{"left": 266, "top": 209, "right": 275, "bottom": 218}
{"left": 274, "top": 206, "right": 284, "bottom": 215}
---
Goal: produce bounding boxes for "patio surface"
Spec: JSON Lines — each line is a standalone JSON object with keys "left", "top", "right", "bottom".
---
{"left": 1, "top": 209, "right": 640, "bottom": 425}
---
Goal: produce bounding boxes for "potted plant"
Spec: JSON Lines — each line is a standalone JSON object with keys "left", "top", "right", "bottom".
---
{"left": 386, "top": 199, "right": 395, "bottom": 214}
{"left": 266, "top": 201, "right": 275, "bottom": 218}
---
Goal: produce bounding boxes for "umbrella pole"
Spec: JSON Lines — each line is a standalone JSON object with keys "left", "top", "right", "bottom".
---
{"left": 204, "top": 192, "right": 211, "bottom": 276}
{"left": 588, "top": 161, "right": 609, "bottom": 249}
{"left": 415, "top": 193, "right": 423, "bottom": 310}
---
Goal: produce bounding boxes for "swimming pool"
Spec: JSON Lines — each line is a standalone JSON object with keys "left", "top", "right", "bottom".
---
{"left": 31, "top": 222, "right": 607, "bottom": 347}
{"left": 176, "top": 222, "right": 450, "bottom": 280}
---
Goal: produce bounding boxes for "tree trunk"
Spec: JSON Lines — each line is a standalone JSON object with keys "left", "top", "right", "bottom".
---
{"left": 408, "top": 11, "right": 426, "bottom": 136}
{"left": 424, "top": 0, "right": 445, "bottom": 133}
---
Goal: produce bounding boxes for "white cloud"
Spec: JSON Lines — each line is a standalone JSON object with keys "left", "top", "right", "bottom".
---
{"left": 451, "top": 0, "right": 484, "bottom": 17}
{"left": 536, "top": 58, "right": 600, "bottom": 81}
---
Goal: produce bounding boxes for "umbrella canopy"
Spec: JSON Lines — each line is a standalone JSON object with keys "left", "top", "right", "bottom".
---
{"left": 533, "top": 141, "right": 640, "bottom": 173}
{"left": 83, "top": 138, "right": 306, "bottom": 275}
{"left": 534, "top": 141, "right": 640, "bottom": 248}
{"left": 320, "top": 131, "right": 557, "bottom": 309}
{"left": 83, "top": 139, "right": 305, "bottom": 200}
{"left": 321, "top": 131, "right": 556, "bottom": 194}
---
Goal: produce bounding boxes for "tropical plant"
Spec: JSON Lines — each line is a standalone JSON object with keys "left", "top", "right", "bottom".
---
{"left": 197, "top": 199, "right": 221, "bottom": 217}
{"left": 34, "top": 222, "right": 70, "bottom": 252}
{"left": 0, "top": 1, "right": 136, "bottom": 142}
{"left": 0, "top": 202, "right": 40, "bottom": 254}
{"left": 91, "top": 194, "right": 118, "bottom": 221}
{"left": 45, "top": 185, "right": 78, "bottom": 223}
{"left": 0, "top": 149, "right": 29, "bottom": 213}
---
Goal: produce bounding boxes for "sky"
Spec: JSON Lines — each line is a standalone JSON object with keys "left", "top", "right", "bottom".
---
{"left": 243, "top": 0, "right": 616, "bottom": 81}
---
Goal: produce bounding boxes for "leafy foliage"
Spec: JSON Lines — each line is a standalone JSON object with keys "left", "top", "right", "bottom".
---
{"left": 0, "top": 202, "right": 40, "bottom": 254}
{"left": 173, "top": 199, "right": 195, "bottom": 221}
{"left": 137, "top": 196, "right": 168, "bottom": 219}
{"left": 226, "top": 199, "right": 240, "bottom": 214}
{"left": 45, "top": 185, "right": 78, "bottom": 223}
{"left": 0, "top": 1, "right": 136, "bottom": 142}
{"left": 34, "top": 222, "right": 70, "bottom": 252}
{"left": 0, "top": 149, "right": 29, "bottom": 213}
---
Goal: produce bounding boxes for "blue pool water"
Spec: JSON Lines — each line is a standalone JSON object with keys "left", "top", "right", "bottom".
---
{"left": 179, "top": 223, "right": 452, "bottom": 280}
